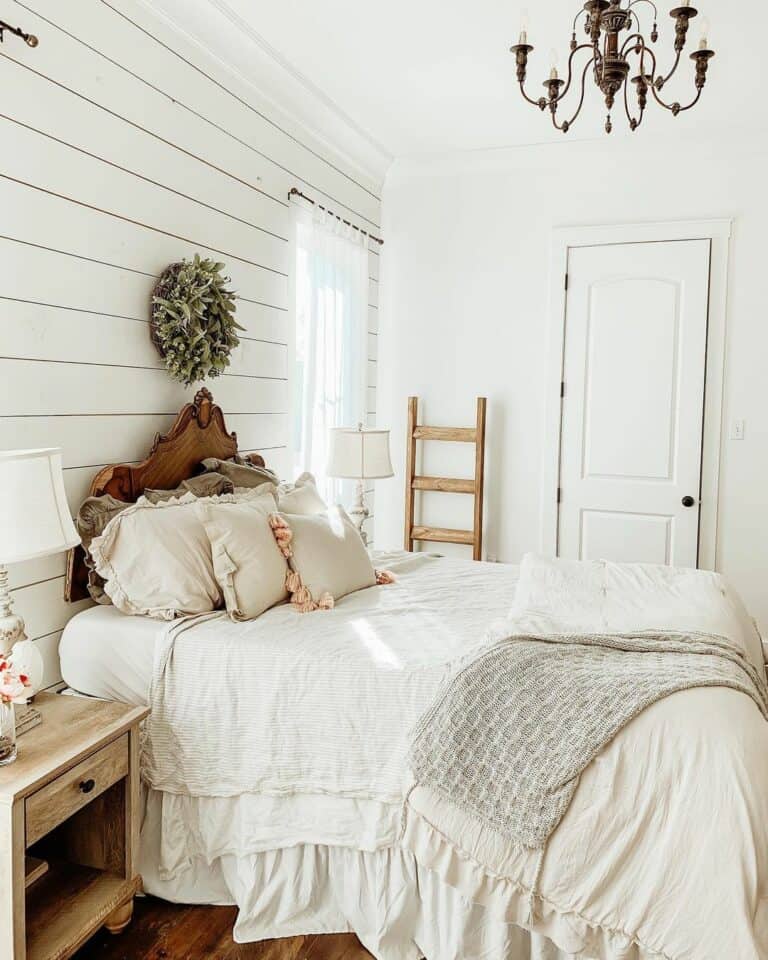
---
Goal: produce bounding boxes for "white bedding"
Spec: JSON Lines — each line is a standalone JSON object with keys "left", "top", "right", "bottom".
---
{"left": 59, "top": 552, "right": 768, "bottom": 960}
{"left": 404, "top": 556, "right": 768, "bottom": 960}
{"left": 60, "top": 603, "right": 157, "bottom": 704}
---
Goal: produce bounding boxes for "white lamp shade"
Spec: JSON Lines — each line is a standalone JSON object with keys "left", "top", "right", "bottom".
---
{"left": 0, "top": 448, "right": 80, "bottom": 564}
{"left": 327, "top": 428, "right": 394, "bottom": 480}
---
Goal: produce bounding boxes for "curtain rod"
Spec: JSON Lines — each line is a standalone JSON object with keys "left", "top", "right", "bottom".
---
{"left": 288, "top": 187, "right": 384, "bottom": 246}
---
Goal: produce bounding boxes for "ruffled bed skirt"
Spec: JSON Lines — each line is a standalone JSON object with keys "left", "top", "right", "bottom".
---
{"left": 139, "top": 789, "right": 598, "bottom": 959}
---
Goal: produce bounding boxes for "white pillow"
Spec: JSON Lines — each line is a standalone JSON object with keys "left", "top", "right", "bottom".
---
{"left": 90, "top": 493, "right": 221, "bottom": 619}
{"left": 269, "top": 506, "right": 376, "bottom": 612}
{"left": 277, "top": 472, "right": 327, "bottom": 515}
{"left": 197, "top": 497, "right": 289, "bottom": 621}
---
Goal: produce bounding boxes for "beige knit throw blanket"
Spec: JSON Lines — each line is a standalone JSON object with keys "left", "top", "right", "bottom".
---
{"left": 409, "top": 630, "right": 768, "bottom": 852}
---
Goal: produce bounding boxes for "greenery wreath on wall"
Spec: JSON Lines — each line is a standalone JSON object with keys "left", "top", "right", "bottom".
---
{"left": 150, "top": 255, "right": 242, "bottom": 386}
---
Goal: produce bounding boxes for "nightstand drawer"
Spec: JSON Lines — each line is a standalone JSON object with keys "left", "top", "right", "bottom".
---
{"left": 25, "top": 734, "right": 129, "bottom": 846}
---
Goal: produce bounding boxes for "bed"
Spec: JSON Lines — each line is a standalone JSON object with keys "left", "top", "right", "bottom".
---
{"left": 59, "top": 390, "right": 768, "bottom": 960}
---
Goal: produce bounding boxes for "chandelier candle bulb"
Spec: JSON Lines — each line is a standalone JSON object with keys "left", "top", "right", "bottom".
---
{"left": 519, "top": 8, "right": 529, "bottom": 44}
{"left": 698, "top": 16, "right": 709, "bottom": 49}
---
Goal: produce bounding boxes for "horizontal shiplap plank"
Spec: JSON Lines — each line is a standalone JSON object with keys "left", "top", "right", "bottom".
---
{"left": 367, "top": 386, "right": 377, "bottom": 415}
{"left": 368, "top": 306, "right": 378, "bottom": 334}
{"left": 0, "top": 170, "right": 287, "bottom": 309}
{"left": 38, "top": 630, "right": 67, "bottom": 690}
{"left": 368, "top": 333, "right": 378, "bottom": 361}
{"left": 9, "top": 577, "right": 90, "bottom": 640}
{"left": 368, "top": 280, "right": 378, "bottom": 309}
{"left": 1, "top": 117, "right": 288, "bottom": 279}
{"left": 0, "top": 359, "right": 287, "bottom": 417}
{"left": 0, "top": 239, "right": 154, "bottom": 318}
{"left": 7, "top": 554, "right": 67, "bottom": 592}
{"left": 63, "top": 465, "right": 105, "bottom": 510}
{"left": 0, "top": 411, "right": 288, "bottom": 470}
{"left": 0, "top": 300, "right": 286, "bottom": 380}
{"left": 367, "top": 360, "right": 378, "bottom": 388}
{"left": 68, "top": 0, "right": 380, "bottom": 219}
{"left": 9, "top": 1, "right": 380, "bottom": 228}
{"left": 0, "top": 53, "right": 291, "bottom": 241}
{"left": 238, "top": 301, "right": 288, "bottom": 345}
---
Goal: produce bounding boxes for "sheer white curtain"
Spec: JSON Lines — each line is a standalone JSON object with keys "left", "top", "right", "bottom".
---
{"left": 292, "top": 205, "right": 369, "bottom": 503}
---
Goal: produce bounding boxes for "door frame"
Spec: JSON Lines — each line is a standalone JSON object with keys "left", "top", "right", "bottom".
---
{"left": 540, "top": 218, "right": 732, "bottom": 570}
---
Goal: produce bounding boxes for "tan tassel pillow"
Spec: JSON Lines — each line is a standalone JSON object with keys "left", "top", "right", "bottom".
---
{"left": 268, "top": 507, "right": 394, "bottom": 612}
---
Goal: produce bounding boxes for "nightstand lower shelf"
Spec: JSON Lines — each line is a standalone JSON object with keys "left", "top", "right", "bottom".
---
{"left": 26, "top": 861, "right": 140, "bottom": 960}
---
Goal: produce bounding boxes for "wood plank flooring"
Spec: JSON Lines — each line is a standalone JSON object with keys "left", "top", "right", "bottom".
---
{"left": 73, "top": 896, "right": 373, "bottom": 960}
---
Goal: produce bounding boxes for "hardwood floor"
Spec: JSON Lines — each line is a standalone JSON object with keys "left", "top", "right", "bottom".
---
{"left": 73, "top": 897, "right": 373, "bottom": 960}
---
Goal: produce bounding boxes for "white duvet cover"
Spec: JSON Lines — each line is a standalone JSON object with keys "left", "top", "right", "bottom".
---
{"left": 60, "top": 552, "right": 768, "bottom": 960}
{"left": 404, "top": 555, "right": 768, "bottom": 960}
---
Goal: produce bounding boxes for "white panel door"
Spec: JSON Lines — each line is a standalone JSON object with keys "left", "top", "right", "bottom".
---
{"left": 558, "top": 239, "right": 710, "bottom": 567}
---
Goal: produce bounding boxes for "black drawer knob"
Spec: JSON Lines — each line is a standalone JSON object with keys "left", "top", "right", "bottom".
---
{"left": 79, "top": 778, "right": 96, "bottom": 794}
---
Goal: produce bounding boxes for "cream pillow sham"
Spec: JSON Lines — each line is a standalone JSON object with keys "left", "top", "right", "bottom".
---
{"left": 197, "top": 497, "right": 289, "bottom": 621}
{"left": 89, "top": 492, "right": 221, "bottom": 619}
{"left": 277, "top": 472, "right": 327, "bottom": 515}
{"left": 268, "top": 506, "right": 378, "bottom": 612}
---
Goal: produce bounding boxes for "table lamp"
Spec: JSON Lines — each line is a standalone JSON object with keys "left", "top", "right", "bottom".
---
{"left": 0, "top": 450, "right": 80, "bottom": 695}
{"left": 327, "top": 425, "right": 393, "bottom": 546}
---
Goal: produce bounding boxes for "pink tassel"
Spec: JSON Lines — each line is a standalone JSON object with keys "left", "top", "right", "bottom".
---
{"left": 294, "top": 585, "right": 311, "bottom": 605}
{"left": 285, "top": 570, "right": 302, "bottom": 593}
{"left": 295, "top": 599, "right": 316, "bottom": 613}
{"left": 317, "top": 592, "right": 335, "bottom": 610}
{"left": 375, "top": 569, "right": 396, "bottom": 585}
{"left": 268, "top": 513, "right": 293, "bottom": 558}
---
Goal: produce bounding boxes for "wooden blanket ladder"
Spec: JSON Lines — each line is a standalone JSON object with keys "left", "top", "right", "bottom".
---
{"left": 404, "top": 396, "right": 487, "bottom": 560}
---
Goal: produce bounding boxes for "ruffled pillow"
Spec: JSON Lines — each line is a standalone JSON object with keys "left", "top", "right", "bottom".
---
{"left": 277, "top": 472, "right": 327, "bottom": 515}
{"left": 90, "top": 493, "right": 221, "bottom": 619}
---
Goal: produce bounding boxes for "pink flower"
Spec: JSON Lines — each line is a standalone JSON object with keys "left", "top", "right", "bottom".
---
{"left": 0, "top": 665, "right": 31, "bottom": 704}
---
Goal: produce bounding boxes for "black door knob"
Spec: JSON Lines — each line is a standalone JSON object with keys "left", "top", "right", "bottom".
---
{"left": 681, "top": 495, "right": 696, "bottom": 508}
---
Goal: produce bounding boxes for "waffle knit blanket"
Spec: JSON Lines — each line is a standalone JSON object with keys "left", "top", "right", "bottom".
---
{"left": 409, "top": 630, "right": 768, "bottom": 851}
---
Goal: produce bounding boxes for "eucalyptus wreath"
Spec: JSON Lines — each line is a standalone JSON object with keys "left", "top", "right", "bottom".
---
{"left": 150, "top": 255, "right": 242, "bottom": 386}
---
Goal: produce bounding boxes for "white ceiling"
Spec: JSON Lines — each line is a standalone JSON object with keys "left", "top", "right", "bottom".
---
{"left": 149, "top": 0, "right": 765, "bottom": 178}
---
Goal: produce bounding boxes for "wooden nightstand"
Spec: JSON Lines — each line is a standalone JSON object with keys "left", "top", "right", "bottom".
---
{"left": 0, "top": 692, "right": 149, "bottom": 960}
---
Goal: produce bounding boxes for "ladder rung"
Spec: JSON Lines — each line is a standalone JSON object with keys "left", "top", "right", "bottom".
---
{"left": 411, "top": 476, "right": 475, "bottom": 494}
{"left": 411, "top": 525, "right": 475, "bottom": 546}
{"left": 412, "top": 426, "right": 477, "bottom": 443}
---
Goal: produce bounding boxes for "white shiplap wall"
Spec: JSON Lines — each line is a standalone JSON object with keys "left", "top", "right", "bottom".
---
{"left": 2, "top": 0, "right": 381, "bottom": 687}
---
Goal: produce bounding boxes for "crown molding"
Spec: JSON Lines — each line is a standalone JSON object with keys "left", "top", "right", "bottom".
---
{"left": 136, "top": 0, "right": 392, "bottom": 190}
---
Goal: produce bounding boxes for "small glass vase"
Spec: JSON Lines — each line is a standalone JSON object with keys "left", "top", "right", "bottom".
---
{"left": 0, "top": 701, "right": 17, "bottom": 765}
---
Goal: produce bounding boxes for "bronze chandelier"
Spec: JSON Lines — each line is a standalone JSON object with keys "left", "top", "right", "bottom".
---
{"left": 509, "top": 1, "right": 714, "bottom": 134}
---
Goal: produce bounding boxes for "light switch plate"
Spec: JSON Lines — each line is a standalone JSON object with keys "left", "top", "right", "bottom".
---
{"left": 730, "top": 418, "right": 746, "bottom": 440}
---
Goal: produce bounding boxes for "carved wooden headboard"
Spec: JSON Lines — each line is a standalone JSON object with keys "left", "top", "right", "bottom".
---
{"left": 65, "top": 387, "right": 265, "bottom": 602}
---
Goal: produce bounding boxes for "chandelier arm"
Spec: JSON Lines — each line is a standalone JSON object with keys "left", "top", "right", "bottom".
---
{"left": 628, "top": 0, "right": 659, "bottom": 18}
{"left": 571, "top": 5, "right": 586, "bottom": 33}
{"left": 559, "top": 57, "right": 595, "bottom": 130}
{"left": 627, "top": 0, "right": 659, "bottom": 34}
{"left": 659, "top": 49, "right": 682, "bottom": 84}
{"left": 649, "top": 77, "right": 681, "bottom": 112}
{"left": 622, "top": 72, "right": 646, "bottom": 130}
{"left": 620, "top": 33, "right": 646, "bottom": 55}
{"left": 675, "top": 86, "right": 704, "bottom": 112}
{"left": 518, "top": 80, "right": 545, "bottom": 108}
{"left": 631, "top": 41, "right": 679, "bottom": 113}
{"left": 554, "top": 43, "right": 599, "bottom": 103}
